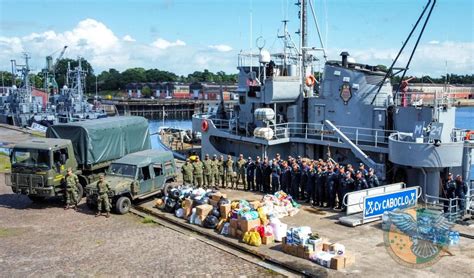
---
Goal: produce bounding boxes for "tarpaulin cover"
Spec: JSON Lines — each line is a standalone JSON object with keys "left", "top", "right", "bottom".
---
{"left": 46, "top": 116, "right": 151, "bottom": 167}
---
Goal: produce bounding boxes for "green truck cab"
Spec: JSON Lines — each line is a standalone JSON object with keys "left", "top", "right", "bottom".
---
{"left": 6, "top": 116, "right": 152, "bottom": 202}
{"left": 8, "top": 138, "right": 81, "bottom": 201}
{"left": 85, "top": 149, "right": 177, "bottom": 214}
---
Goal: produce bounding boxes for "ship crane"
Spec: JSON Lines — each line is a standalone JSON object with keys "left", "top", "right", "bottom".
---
{"left": 42, "top": 45, "right": 67, "bottom": 94}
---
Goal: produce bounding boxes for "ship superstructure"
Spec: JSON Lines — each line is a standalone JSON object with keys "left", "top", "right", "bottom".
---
{"left": 193, "top": 0, "right": 473, "bottom": 204}
{"left": 0, "top": 53, "right": 57, "bottom": 127}
{"left": 49, "top": 58, "right": 106, "bottom": 122}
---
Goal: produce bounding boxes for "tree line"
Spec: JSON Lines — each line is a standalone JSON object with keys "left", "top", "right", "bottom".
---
{"left": 1, "top": 57, "right": 472, "bottom": 94}
{"left": 0, "top": 58, "right": 238, "bottom": 94}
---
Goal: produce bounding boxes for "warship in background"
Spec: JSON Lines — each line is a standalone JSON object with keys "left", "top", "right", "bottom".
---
{"left": 0, "top": 51, "right": 107, "bottom": 128}
{"left": 193, "top": 0, "right": 473, "bottom": 214}
{"left": 50, "top": 58, "right": 107, "bottom": 122}
{"left": 0, "top": 53, "right": 57, "bottom": 127}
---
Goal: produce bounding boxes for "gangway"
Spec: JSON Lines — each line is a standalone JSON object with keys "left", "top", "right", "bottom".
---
{"left": 339, "top": 182, "right": 406, "bottom": 227}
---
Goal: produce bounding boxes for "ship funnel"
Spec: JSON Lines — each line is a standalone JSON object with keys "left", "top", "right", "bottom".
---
{"left": 340, "top": 51, "right": 350, "bottom": 68}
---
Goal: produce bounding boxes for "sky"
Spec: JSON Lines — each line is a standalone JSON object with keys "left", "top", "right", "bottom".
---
{"left": 0, "top": 0, "right": 472, "bottom": 77}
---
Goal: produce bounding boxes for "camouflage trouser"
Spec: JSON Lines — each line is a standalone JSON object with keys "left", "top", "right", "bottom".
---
{"left": 97, "top": 194, "right": 110, "bottom": 212}
{"left": 194, "top": 175, "right": 203, "bottom": 188}
{"left": 183, "top": 175, "right": 193, "bottom": 186}
{"left": 66, "top": 187, "right": 78, "bottom": 206}
{"left": 212, "top": 172, "right": 219, "bottom": 187}
{"left": 219, "top": 174, "right": 226, "bottom": 187}
{"left": 226, "top": 174, "right": 234, "bottom": 189}
{"left": 236, "top": 169, "right": 246, "bottom": 188}
{"left": 203, "top": 174, "right": 212, "bottom": 188}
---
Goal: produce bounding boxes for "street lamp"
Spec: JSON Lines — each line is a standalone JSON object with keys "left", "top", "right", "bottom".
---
{"left": 95, "top": 75, "right": 98, "bottom": 98}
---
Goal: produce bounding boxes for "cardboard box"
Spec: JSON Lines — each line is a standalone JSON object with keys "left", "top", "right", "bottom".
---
{"left": 303, "top": 251, "right": 315, "bottom": 260}
{"left": 220, "top": 204, "right": 232, "bottom": 220}
{"left": 289, "top": 245, "right": 298, "bottom": 256}
{"left": 229, "top": 227, "right": 237, "bottom": 238}
{"left": 249, "top": 200, "right": 261, "bottom": 210}
{"left": 230, "top": 218, "right": 239, "bottom": 228}
{"left": 282, "top": 243, "right": 288, "bottom": 253}
{"left": 196, "top": 204, "right": 213, "bottom": 218}
{"left": 322, "top": 242, "right": 333, "bottom": 252}
{"left": 182, "top": 199, "right": 194, "bottom": 219}
{"left": 211, "top": 192, "right": 227, "bottom": 201}
{"left": 315, "top": 252, "right": 334, "bottom": 268}
{"left": 297, "top": 245, "right": 306, "bottom": 258}
{"left": 197, "top": 214, "right": 207, "bottom": 222}
{"left": 209, "top": 199, "right": 219, "bottom": 207}
{"left": 239, "top": 218, "right": 261, "bottom": 232}
{"left": 236, "top": 229, "right": 243, "bottom": 239}
{"left": 343, "top": 252, "right": 355, "bottom": 267}
{"left": 216, "top": 219, "right": 226, "bottom": 232}
{"left": 262, "top": 235, "right": 274, "bottom": 245}
{"left": 330, "top": 256, "right": 345, "bottom": 270}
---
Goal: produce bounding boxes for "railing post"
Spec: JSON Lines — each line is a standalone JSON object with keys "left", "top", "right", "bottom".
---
{"left": 305, "top": 124, "right": 308, "bottom": 139}
{"left": 321, "top": 125, "right": 324, "bottom": 141}
{"left": 355, "top": 128, "right": 359, "bottom": 145}
{"left": 375, "top": 130, "right": 378, "bottom": 147}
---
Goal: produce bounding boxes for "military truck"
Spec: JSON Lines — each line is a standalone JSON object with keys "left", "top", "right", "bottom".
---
{"left": 7, "top": 116, "right": 151, "bottom": 202}
{"left": 85, "top": 149, "right": 177, "bottom": 214}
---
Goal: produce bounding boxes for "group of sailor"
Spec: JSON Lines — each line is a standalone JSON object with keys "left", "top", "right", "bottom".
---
{"left": 444, "top": 172, "right": 468, "bottom": 215}
{"left": 181, "top": 153, "right": 381, "bottom": 211}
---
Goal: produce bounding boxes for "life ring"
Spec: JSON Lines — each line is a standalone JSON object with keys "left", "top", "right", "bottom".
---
{"left": 305, "top": 75, "right": 316, "bottom": 87}
{"left": 201, "top": 120, "right": 209, "bottom": 132}
{"left": 465, "top": 130, "right": 474, "bottom": 141}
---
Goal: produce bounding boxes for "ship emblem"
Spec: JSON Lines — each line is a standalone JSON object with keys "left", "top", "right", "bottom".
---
{"left": 382, "top": 208, "right": 459, "bottom": 268}
{"left": 340, "top": 83, "right": 352, "bottom": 104}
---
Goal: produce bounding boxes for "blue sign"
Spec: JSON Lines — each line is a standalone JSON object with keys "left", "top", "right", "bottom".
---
{"left": 363, "top": 187, "right": 418, "bottom": 219}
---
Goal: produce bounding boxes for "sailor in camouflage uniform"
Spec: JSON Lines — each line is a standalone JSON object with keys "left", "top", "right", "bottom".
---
{"left": 202, "top": 154, "right": 213, "bottom": 188}
{"left": 65, "top": 167, "right": 79, "bottom": 211}
{"left": 96, "top": 174, "right": 111, "bottom": 218}
{"left": 181, "top": 158, "right": 194, "bottom": 186}
{"left": 217, "top": 155, "right": 225, "bottom": 188}
{"left": 193, "top": 156, "right": 204, "bottom": 188}
{"left": 225, "top": 155, "right": 234, "bottom": 189}
{"left": 236, "top": 154, "right": 247, "bottom": 190}
{"left": 211, "top": 154, "right": 219, "bottom": 188}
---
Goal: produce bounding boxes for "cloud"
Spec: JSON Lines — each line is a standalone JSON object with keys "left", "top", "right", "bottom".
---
{"left": 1, "top": 18, "right": 470, "bottom": 78}
{"left": 151, "top": 38, "right": 186, "bottom": 49}
{"left": 332, "top": 41, "right": 473, "bottom": 76}
{"left": 428, "top": 40, "right": 440, "bottom": 45}
{"left": 208, "top": 44, "right": 233, "bottom": 52}
{"left": 122, "top": 35, "right": 136, "bottom": 42}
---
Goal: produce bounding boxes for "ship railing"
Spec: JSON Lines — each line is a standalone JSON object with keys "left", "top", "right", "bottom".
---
{"left": 390, "top": 129, "right": 469, "bottom": 144}
{"left": 423, "top": 194, "right": 467, "bottom": 223}
{"left": 395, "top": 91, "right": 455, "bottom": 107}
{"left": 273, "top": 122, "right": 395, "bottom": 148}
{"left": 451, "top": 128, "right": 470, "bottom": 142}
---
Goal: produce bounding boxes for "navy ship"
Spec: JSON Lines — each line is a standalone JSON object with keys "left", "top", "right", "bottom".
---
{"left": 0, "top": 53, "right": 57, "bottom": 127}
{"left": 0, "top": 54, "right": 106, "bottom": 128}
{"left": 193, "top": 0, "right": 473, "bottom": 204}
{"left": 50, "top": 58, "right": 107, "bottom": 122}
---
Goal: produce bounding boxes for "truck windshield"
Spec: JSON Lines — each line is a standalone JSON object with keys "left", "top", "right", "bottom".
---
{"left": 108, "top": 163, "right": 137, "bottom": 178}
{"left": 11, "top": 148, "right": 51, "bottom": 169}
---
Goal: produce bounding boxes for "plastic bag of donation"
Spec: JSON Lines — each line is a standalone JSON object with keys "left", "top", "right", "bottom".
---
{"left": 243, "top": 231, "right": 262, "bottom": 247}
{"left": 269, "top": 218, "right": 287, "bottom": 242}
{"left": 221, "top": 223, "right": 230, "bottom": 235}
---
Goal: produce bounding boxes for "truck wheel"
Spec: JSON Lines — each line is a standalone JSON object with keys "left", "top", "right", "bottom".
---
{"left": 75, "top": 183, "right": 84, "bottom": 203}
{"left": 115, "top": 196, "right": 131, "bottom": 214}
{"left": 28, "top": 195, "right": 45, "bottom": 202}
